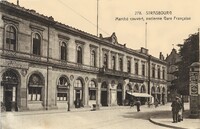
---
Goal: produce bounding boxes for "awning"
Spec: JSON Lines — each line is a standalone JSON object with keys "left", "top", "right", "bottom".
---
{"left": 127, "top": 92, "right": 152, "bottom": 97}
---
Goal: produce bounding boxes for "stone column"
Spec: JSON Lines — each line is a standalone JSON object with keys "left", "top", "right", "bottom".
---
{"left": 108, "top": 83, "right": 111, "bottom": 106}
{"left": 69, "top": 80, "right": 74, "bottom": 108}
{"left": 84, "top": 81, "right": 89, "bottom": 107}
{"left": 116, "top": 54, "right": 119, "bottom": 71}
{"left": 110, "top": 88, "right": 117, "bottom": 106}
{"left": 19, "top": 69, "right": 28, "bottom": 111}
{"left": 97, "top": 82, "right": 101, "bottom": 106}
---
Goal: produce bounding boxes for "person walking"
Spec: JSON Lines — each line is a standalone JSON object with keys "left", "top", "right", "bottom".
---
{"left": 154, "top": 99, "right": 159, "bottom": 108}
{"left": 135, "top": 98, "right": 141, "bottom": 112}
{"left": 171, "top": 97, "right": 181, "bottom": 123}
{"left": 130, "top": 96, "right": 134, "bottom": 108}
{"left": 178, "top": 97, "right": 183, "bottom": 122}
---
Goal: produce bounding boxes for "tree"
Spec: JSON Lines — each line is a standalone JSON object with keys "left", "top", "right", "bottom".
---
{"left": 178, "top": 33, "right": 199, "bottom": 95}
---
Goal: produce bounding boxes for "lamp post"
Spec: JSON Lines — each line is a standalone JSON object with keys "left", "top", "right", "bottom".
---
{"left": 67, "top": 84, "right": 70, "bottom": 111}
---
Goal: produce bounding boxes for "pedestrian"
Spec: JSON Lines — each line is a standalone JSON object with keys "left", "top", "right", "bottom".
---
{"left": 130, "top": 96, "right": 134, "bottom": 108}
{"left": 135, "top": 98, "right": 141, "bottom": 112}
{"left": 178, "top": 97, "right": 183, "bottom": 122}
{"left": 154, "top": 99, "right": 158, "bottom": 108}
{"left": 171, "top": 96, "right": 181, "bottom": 123}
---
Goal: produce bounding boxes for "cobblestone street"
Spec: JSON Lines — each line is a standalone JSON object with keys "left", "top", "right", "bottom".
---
{"left": 1, "top": 104, "right": 171, "bottom": 129}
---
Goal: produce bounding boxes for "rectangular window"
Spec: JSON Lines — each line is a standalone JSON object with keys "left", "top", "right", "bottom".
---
{"left": 135, "top": 62, "right": 138, "bottom": 75}
{"left": 158, "top": 68, "right": 161, "bottom": 79}
{"left": 127, "top": 60, "right": 131, "bottom": 73}
{"left": 33, "top": 39, "right": 40, "bottom": 55}
{"left": 162, "top": 69, "right": 165, "bottom": 79}
{"left": 28, "top": 87, "right": 42, "bottom": 101}
{"left": 142, "top": 64, "right": 145, "bottom": 76}
{"left": 57, "top": 93, "right": 67, "bottom": 101}
{"left": 152, "top": 65, "right": 155, "bottom": 78}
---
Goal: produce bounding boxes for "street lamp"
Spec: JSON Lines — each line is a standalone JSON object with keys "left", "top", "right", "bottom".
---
{"left": 67, "top": 84, "right": 70, "bottom": 111}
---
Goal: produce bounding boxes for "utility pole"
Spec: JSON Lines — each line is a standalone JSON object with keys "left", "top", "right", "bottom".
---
{"left": 97, "top": 0, "right": 99, "bottom": 37}
{"left": 145, "top": 22, "right": 147, "bottom": 49}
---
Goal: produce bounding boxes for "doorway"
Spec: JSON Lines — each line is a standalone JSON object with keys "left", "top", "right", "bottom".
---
{"left": 2, "top": 70, "right": 19, "bottom": 112}
{"left": 4, "top": 88, "right": 13, "bottom": 111}
{"left": 101, "top": 91, "right": 108, "bottom": 106}
{"left": 117, "top": 91, "right": 122, "bottom": 105}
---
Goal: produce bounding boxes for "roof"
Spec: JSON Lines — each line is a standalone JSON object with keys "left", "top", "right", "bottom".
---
{"left": 0, "top": 1, "right": 167, "bottom": 64}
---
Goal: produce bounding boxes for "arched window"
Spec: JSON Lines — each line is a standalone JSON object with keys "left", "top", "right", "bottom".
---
{"left": 140, "top": 85, "right": 146, "bottom": 93}
{"left": 162, "top": 69, "right": 165, "bottom": 79}
{"left": 119, "top": 58, "right": 123, "bottom": 71}
{"left": 134, "top": 84, "right": 139, "bottom": 92}
{"left": 91, "top": 50, "right": 96, "bottom": 66}
{"left": 162, "top": 87, "right": 165, "bottom": 94}
{"left": 112, "top": 56, "right": 116, "bottom": 70}
{"left": 2, "top": 70, "right": 18, "bottom": 84}
{"left": 117, "top": 84, "right": 122, "bottom": 90}
{"left": 61, "top": 42, "right": 67, "bottom": 61}
{"left": 74, "top": 79, "right": 83, "bottom": 102}
{"left": 57, "top": 76, "right": 68, "bottom": 101}
{"left": 6, "top": 26, "right": 16, "bottom": 51}
{"left": 33, "top": 33, "right": 41, "bottom": 55}
{"left": 77, "top": 46, "right": 82, "bottom": 64}
{"left": 126, "top": 83, "right": 132, "bottom": 91}
{"left": 103, "top": 54, "right": 108, "bottom": 69}
{"left": 101, "top": 82, "right": 107, "bottom": 89}
{"left": 74, "top": 79, "right": 83, "bottom": 88}
{"left": 28, "top": 74, "right": 43, "bottom": 101}
{"left": 157, "top": 87, "right": 161, "bottom": 94}
{"left": 89, "top": 80, "right": 96, "bottom": 100}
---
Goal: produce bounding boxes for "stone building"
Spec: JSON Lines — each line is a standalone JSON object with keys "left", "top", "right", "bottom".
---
{"left": 165, "top": 48, "right": 181, "bottom": 102}
{"left": 0, "top": 1, "right": 167, "bottom": 111}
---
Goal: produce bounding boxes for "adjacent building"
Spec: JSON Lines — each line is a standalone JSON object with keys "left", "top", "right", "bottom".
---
{"left": 0, "top": 1, "right": 167, "bottom": 111}
{"left": 165, "top": 48, "right": 181, "bottom": 102}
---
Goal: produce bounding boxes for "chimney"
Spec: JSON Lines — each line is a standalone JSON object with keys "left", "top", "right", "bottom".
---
{"left": 159, "top": 52, "right": 164, "bottom": 60}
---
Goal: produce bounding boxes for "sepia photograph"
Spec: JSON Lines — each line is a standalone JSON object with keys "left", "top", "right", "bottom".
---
{"left": 0, "top": 0, "right": 200, "bottom": 129}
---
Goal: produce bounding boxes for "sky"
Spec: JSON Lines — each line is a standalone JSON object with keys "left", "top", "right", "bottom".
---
{"left": 7, "top": 0, "right": 200, "bottom": 58}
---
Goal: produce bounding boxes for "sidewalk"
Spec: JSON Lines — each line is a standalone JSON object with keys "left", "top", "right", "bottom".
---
{"left": 0, "top": 105, "right": 131, "bottom": 117}
{"left": 149, "top": 103, "right": 200, "bottom": 129}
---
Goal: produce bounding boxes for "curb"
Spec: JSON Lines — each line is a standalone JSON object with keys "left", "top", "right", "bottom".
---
{"left": 149, "top": 117, "right": 187, "bottom": 129}
{"left": 1, "top": 106, "right": 131, "bottom": 117}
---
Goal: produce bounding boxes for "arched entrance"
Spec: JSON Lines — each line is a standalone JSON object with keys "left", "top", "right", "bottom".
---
{"left": 140, "top": 85, "right": 146, "bottom": 105}
{"left": 74, "top": 78, "right": 84, "bottom": 108}
{"left": 1, "top": 69, "right": 19, "bottom": 111}
{"left": 117, "top": 83, "right": 123, "bottom": 105}
{"left": 56, "top": 76, "right": 70, "bottom": 109}
{"left": 157, "top": 87, "right": 161, "bottom": 104}
{"left": 151, "top": 86, "right": 155, "bottom": 102}
{"left": 101, "top": 82, "right": 108, "bottom": 106}
{"left": 125, "top": 83, "right": 132, "bottom": 106}
{"left": 162, "top": 87, "right": 166, "bottom": 105}
{"left": 28, "top": 73, "right": 45, "bottom": 111}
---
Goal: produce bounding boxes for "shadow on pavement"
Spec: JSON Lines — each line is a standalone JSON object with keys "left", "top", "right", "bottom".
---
{"left": 122, "top": 109, "right": 190, "bottom": 120}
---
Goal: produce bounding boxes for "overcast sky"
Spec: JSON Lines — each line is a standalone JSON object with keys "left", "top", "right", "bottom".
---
{"left": 8, "top": 0, "right": 200, "bottom": 58}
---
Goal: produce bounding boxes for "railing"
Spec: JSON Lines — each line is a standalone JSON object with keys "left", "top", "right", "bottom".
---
{"left": 99, "top": 68, "right": 129, "bottom": 78}
{"left": 49, "top": 58, "right": 99, "bottom": 72}
{"left": 1, "top": 50, "right": 47, "bottom": 62}
{"left": 150, "top": 77, "right": 167, "bottom": 83}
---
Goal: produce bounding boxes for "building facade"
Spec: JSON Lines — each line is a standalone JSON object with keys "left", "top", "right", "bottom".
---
{"left": 165, "top": 48, "right": 181, "bottom": 102}
{"left": 0, "top": 1, "right": 167, "bottom": 111}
